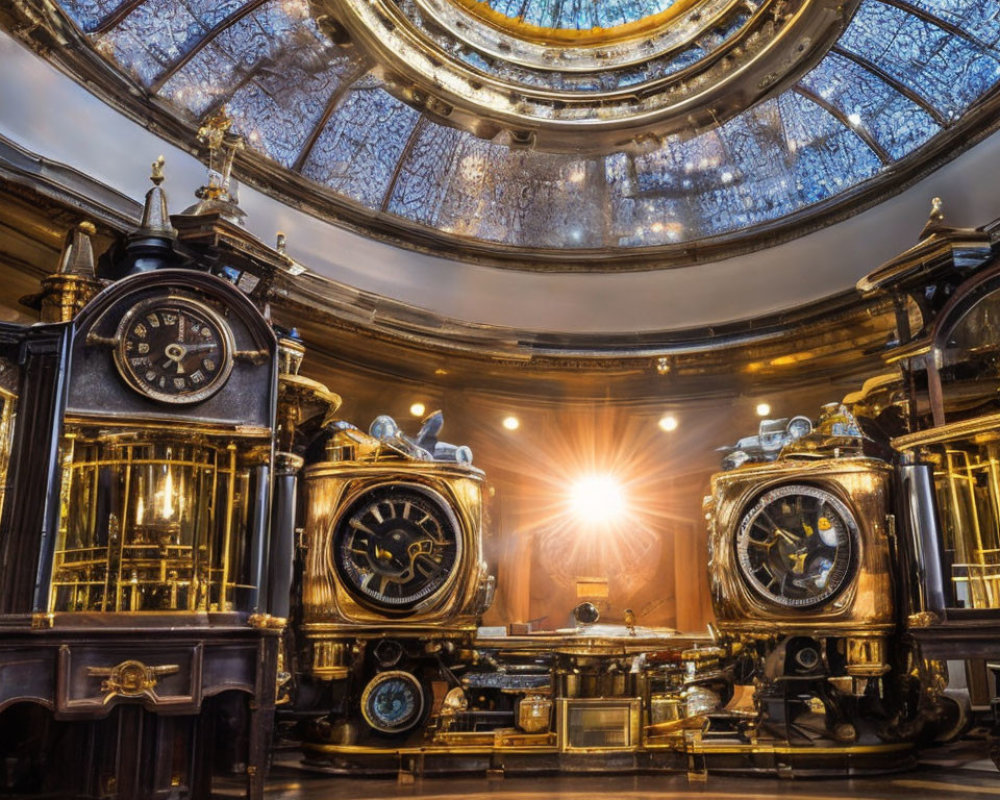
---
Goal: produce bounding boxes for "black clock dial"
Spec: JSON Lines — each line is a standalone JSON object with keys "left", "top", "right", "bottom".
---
{"left": 360, "top": 671, "right": 425, "bottom": 735}
{"left": 114, "top": 298, "right": 234, "bottom": 404}
{"left": 333, "top": 485, "right": 460, "bottom": 612}
{"left": 736, "top": 484, "right": 858, "bottom": 609}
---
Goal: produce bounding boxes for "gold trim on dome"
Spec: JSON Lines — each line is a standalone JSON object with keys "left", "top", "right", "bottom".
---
{"left": 324, "top": 0, "right": 860, "bottom": 151}
{"left": 447, "top": 0, "right": 703, "bottom": 46}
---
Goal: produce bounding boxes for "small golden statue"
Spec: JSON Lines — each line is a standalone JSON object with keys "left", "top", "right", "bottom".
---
{"left": 192, "top": 108, "right": 244, "bottom": 212}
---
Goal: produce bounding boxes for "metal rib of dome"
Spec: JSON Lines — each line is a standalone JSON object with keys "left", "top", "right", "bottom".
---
{"left": 29, "top": 0, "right": 1000, "bottom": 267}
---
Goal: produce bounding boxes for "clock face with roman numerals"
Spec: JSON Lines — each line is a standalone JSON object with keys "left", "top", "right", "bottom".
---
{"left": 113, "top": 296, "right": 235, "bottom": 404}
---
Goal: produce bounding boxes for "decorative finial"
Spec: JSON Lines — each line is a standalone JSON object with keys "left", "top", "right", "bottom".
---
{"left": 920, "top": 196, "right": 945, "bottom": 240}
{"left": 57, "top": 221, "right": 97, "bottom": 277}
{"left": 197, "top": 109, "right": 232, "bottom": 152}
{"left": 29, "top": 219, "right": 102, "bottom": 322}
{"left": 276, "top": 232, "right": 287, "bottom": 255}
{"left": 194, "top": 109, "right": 244, "bottom": 205}
{"left": 136, "top": 155, "right": 176, "bottom": 239}
{"left": 151, "top": 155, "right": 165, "bottom": 186}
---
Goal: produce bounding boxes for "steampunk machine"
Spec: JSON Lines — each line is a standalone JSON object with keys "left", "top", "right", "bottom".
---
{"left": 4, "top": 137, "right": 1000, "bottom": 794}
{"left": 293, "top": 410, "right": 727, "bottom": 775}
{"left": 0, "top": 134, "right": 297, "bottom": 798}
{"left": 289, "top": 202, "right": 1000, "bottom": 778}
{"left": 703, "top": 201, "right": 1000, "bottom": 772}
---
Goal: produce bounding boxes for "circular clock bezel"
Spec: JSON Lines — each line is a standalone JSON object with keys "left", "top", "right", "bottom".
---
{"left": 735, "top": 483, "right": 860, "bottom": 610}
{"left": 331, "top": 483, "right": 463, "bottom": 614}
{"left": 360, "top": 670, "right": 426, "bottom": 735}
{"left": 112, "top": 295, "right": 236, "bottom": 405}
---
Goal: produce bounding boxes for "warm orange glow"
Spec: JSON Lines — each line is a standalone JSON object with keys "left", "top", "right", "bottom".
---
{"left": 568, "top": 474, "right": 626, "bottom": 525}
{"left": 477, "top": 407, "right": 710, "bottom": 596}
{"left": 502, "top": 415, "right": 520, "bottom": 431}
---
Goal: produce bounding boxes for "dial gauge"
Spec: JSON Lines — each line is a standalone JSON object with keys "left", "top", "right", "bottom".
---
{"left": 113, "top": 297, "right": 235, "bottom": 404}
{"left": 360, "top": 671, "right": 425, "bottom": 735}
{"left": 333, "top": 485, "right": 460, "bottom": 612}
{"left": 735, "top": 484, "right": 858, "bottom": 609}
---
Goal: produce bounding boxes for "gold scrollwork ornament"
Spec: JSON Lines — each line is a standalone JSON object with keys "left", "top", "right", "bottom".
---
{"left": 87, "top": 660, "right": 180, "bottom": 701}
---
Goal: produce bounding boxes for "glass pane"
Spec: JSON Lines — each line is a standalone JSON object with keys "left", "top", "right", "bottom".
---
{"left": 937, "top": 284, "right": 1000, "bottom": 421}
{"left": 928, "top": 442, "right": 1000, "bottom": 610}
{"left": 49, "top": 431, "right": 264, "bottom": 613}
{"left": 0, "top": 389, "right": 17, "bottom": 520}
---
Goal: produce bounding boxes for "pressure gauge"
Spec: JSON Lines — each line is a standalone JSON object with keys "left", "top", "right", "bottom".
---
{"left": 360, "top": 671, "right": 425, "bottom": 735}
{"left": 333, "top": 484, "right": 460, "bottom": 612}
{"left": 114, "top": 296, "right": 234, "bottom": 404}
{"left": 735, "top": 484, "right": 858, "bottom": 609}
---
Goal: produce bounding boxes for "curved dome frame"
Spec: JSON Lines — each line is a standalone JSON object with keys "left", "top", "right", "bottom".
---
{"left": 328, "top": 0, "right": 856, "bottom": 149}
{"left": 5, "top": 0, "right": 1000, "bottom": 271}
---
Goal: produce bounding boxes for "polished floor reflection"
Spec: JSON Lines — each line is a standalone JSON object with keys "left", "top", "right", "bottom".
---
{"left": 225, "top": 740, "right": 999, "bottom": 800}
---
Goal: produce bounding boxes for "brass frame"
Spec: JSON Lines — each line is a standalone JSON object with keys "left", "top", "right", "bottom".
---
{"left": 708, "top": 458, "right": 895, "bottom": 636}
{"left": 301, "top": 461, "right": 489, "bottom": 634}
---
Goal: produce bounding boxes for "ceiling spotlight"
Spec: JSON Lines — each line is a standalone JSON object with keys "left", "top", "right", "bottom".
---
{"left": 756, "top": 402, "right": 771, "bottom": 417}
{"left": 502, "top": 416, "right": 520, "bottom": 431}
{"left": 569, "top": 474, "right": 626, "bottom": 525}
{"left": 409, "top": 402, "right": 426, "bottom": 417}
{"left": 658, "top": 414, "right": 678, "bottom": 432}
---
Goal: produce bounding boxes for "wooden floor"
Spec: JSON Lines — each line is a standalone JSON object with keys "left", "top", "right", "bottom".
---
{"left": 225, "top": 740, "right": 1000, "bottom": 800}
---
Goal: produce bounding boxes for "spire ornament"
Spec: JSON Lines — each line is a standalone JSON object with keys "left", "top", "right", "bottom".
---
{"left": 31, "top": 221, "right": 103, "bottom": 322}
{"left": 135, "top": 155, "right": 176, "bottom": 239}
{"left": 117, "top": 154, "right": 184, "bottom": 275}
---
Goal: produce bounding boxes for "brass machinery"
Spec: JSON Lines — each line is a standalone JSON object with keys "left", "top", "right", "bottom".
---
{"left": 295, "top": 413, "right": 731, "bottom": 773}
{"left": 299, "top": 414, "right": 495, "bottom": 740}
{"left": 705, "top": 412, "right": 922, "bottom": 768}
{"left": 701, "top": 202, "right": 1000, "bottom": 772}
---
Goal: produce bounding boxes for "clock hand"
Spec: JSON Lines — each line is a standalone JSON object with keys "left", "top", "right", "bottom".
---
{"left": 162, "top": 343, "right": 188, "bottom": 374}
{"left": 774, "top": 527, "right": 801, "bottom": 545}
{"left": 160, "top": 359, "right": 186, "bottom": 374}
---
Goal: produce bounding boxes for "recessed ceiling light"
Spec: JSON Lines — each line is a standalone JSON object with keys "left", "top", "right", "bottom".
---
{"left": 502, "top": 416, "right": 520, "bottom": 431}
{"left": 658, "top": 414, "right": 678, "bottom": 432}
{"left": 410, "top": 402, "right": 426, "bottom": 417}
{"left": 756, "top": 403, "right": 771, "bottom": 417}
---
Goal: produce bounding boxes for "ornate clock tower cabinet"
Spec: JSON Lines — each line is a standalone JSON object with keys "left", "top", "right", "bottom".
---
{"left": 0, "top": 157, "right": 294, "bottom": 798}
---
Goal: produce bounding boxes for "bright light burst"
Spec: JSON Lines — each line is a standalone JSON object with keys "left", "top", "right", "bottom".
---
{"left": 479, "top": 407, "right": 711, "bottom": 591}
{"left": 568, "top": 474, "right": 626, "bottom": 525}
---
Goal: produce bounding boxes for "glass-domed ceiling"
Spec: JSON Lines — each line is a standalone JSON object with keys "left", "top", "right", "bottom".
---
{"left": 32, "top": 0, "right": 1000, "bottom": 266}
